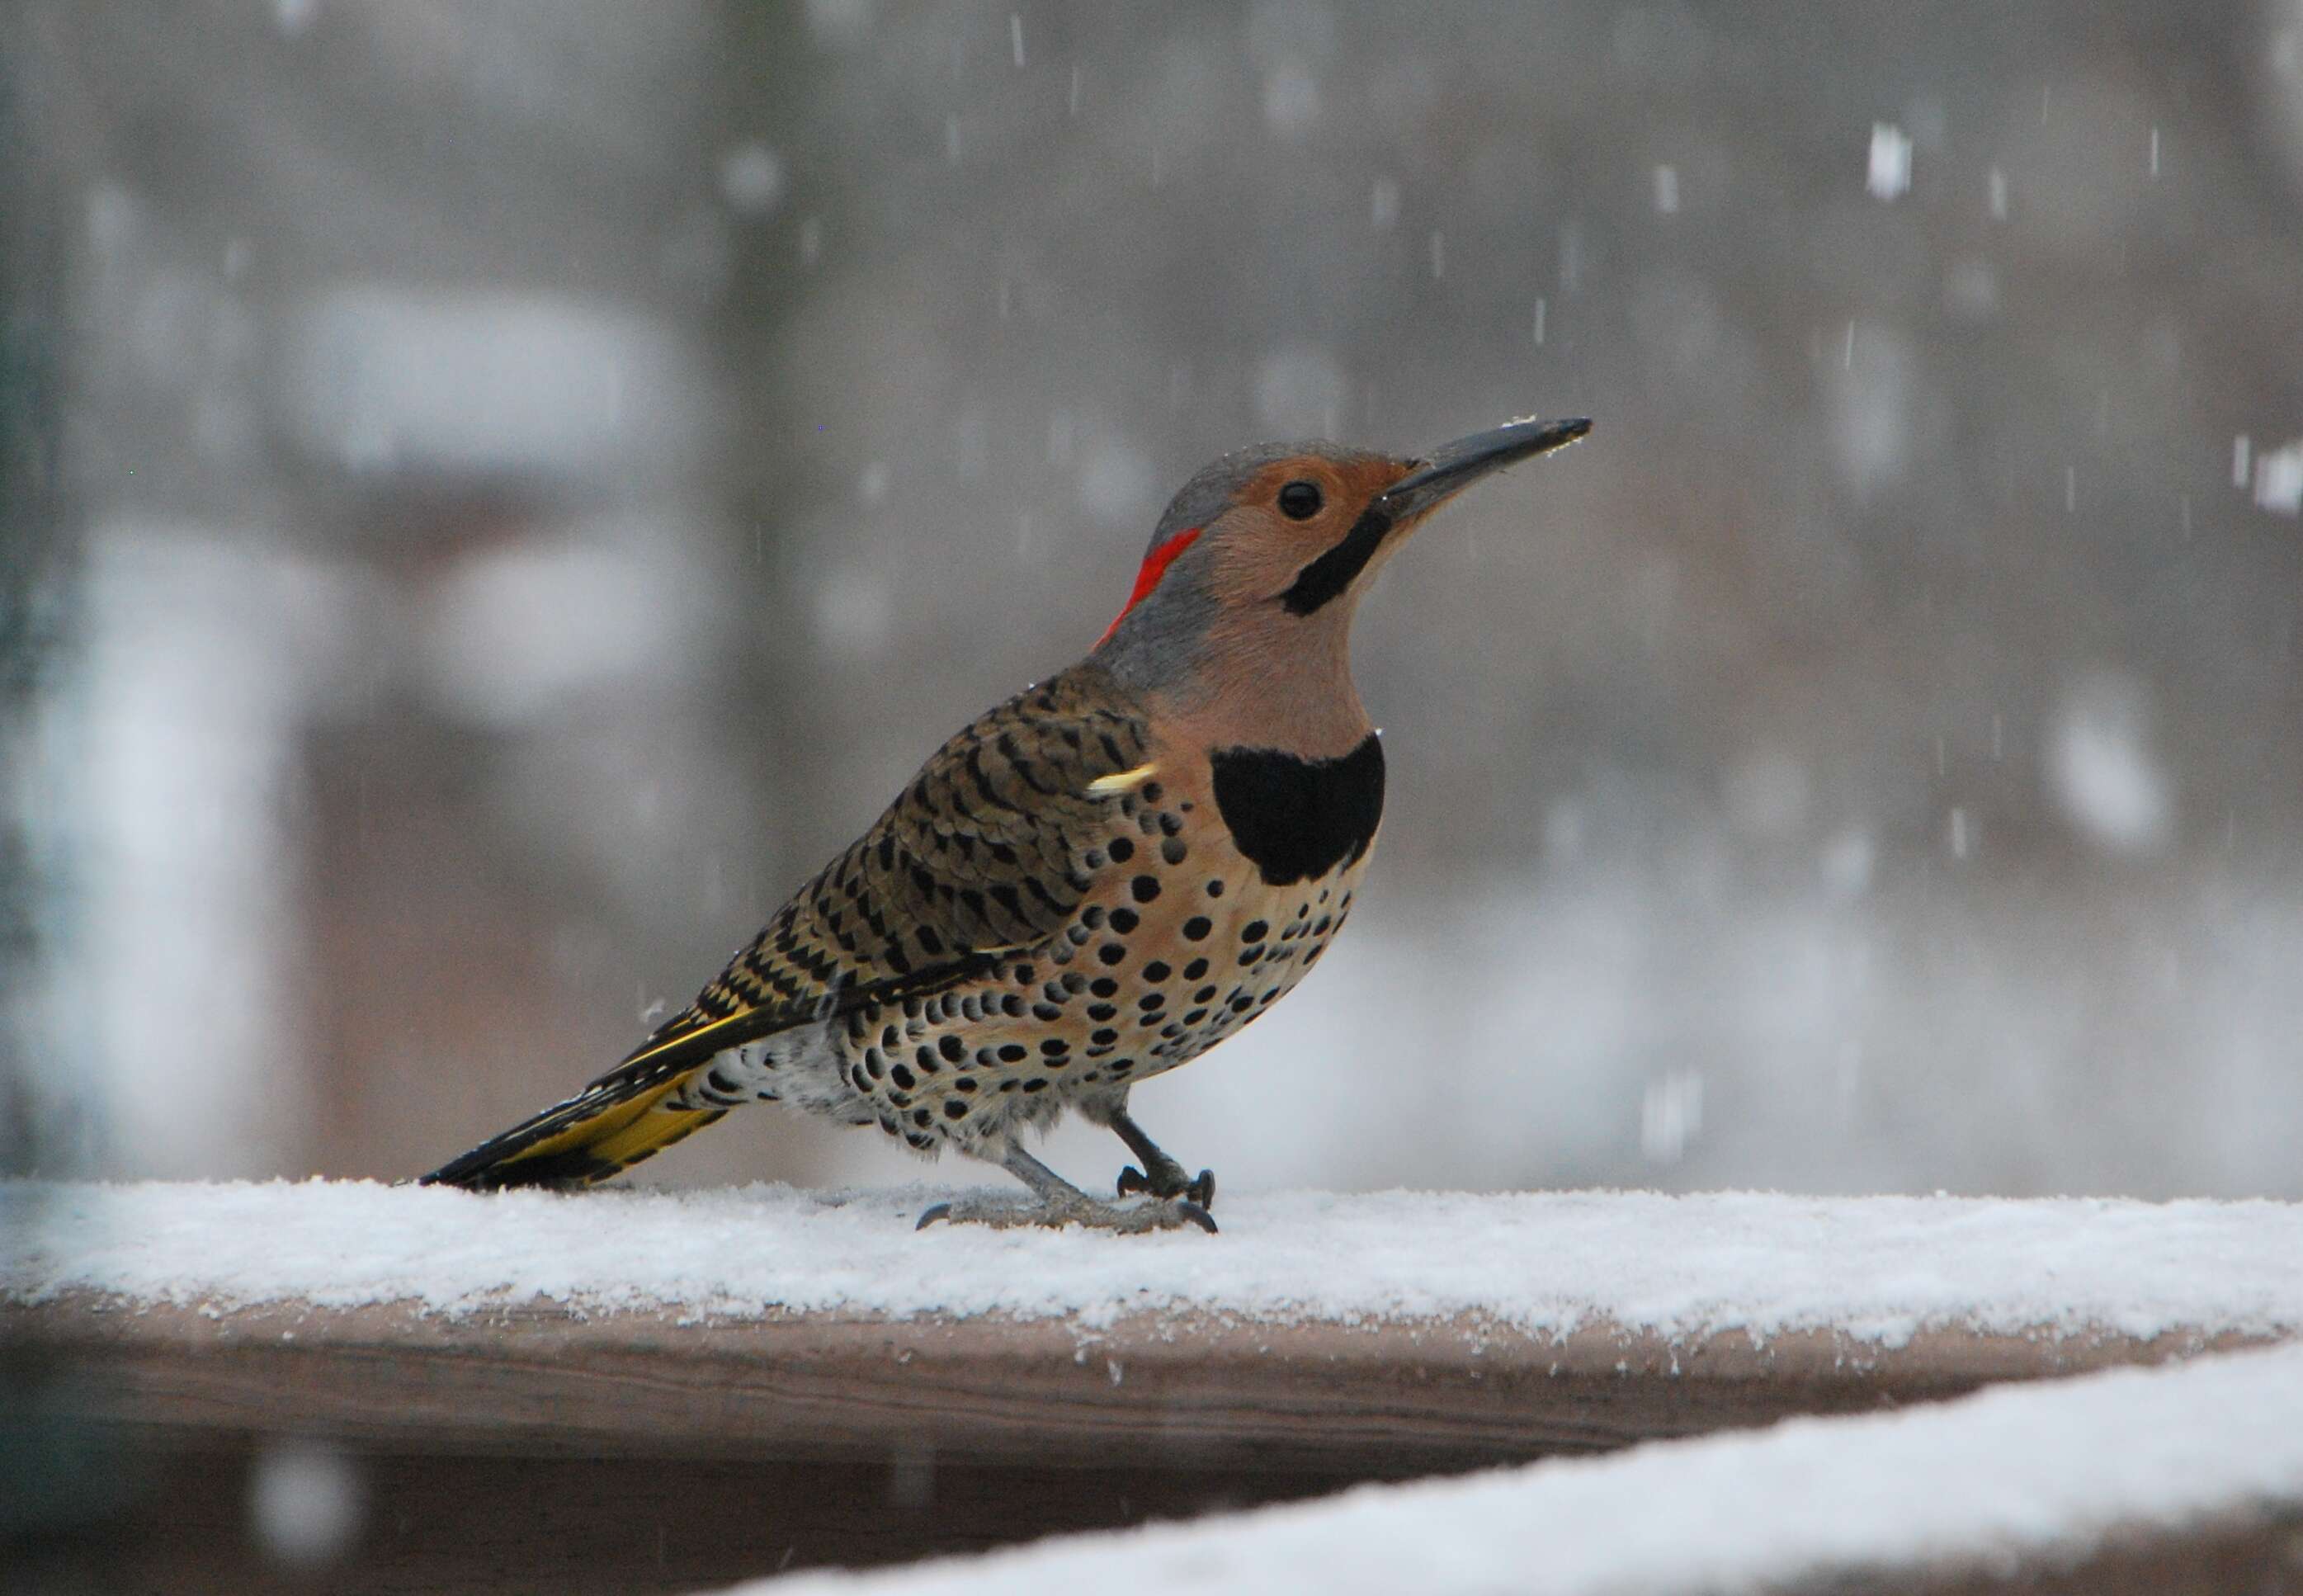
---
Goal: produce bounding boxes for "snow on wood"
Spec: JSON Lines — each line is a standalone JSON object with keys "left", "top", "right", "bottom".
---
{"left": 17, "top": 1181, "right": 2301, "bottom": 1589}
{"left": 8, "top": 1180, "right": 2301, "bottom": 1347}
{"left": 736, "top": 1341, "right": 2303, "bottom": 1596}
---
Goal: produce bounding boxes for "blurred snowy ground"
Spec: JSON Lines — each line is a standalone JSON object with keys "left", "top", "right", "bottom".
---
{"left": 8, "top": 2, "right": 2303, "bottom": 1199}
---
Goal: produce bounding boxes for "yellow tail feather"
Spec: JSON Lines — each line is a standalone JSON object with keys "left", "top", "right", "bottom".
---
{"left": 423, "top": 1066, "right": 726, "bottom": 1189}
{"left": 572, "top": 1093, "right": 721, "bottom": 1173}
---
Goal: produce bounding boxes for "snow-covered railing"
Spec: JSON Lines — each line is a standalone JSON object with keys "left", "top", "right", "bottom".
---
{"left": 7, "top": 1182, "right": 2301, "bottom": 1593}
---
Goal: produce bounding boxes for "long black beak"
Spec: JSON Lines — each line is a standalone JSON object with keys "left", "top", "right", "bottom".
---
{"left": 1380, "top": 416, "right": 1591, "bottom": 520}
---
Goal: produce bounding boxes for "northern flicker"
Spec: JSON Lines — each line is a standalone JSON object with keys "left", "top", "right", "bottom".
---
{"left": 423, "top": 415, "right": 1591, "bottom": 1231}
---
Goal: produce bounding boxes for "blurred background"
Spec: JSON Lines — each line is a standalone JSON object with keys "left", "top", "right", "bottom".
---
{"left": 6, "top": 0, "right": 2303, "bottom": 1202}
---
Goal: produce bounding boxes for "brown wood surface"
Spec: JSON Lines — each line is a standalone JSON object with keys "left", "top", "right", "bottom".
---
{"left": 7, "top": 1296, "right": 2293, "bottom": 1595}
{"left": 10, "top": 1292, "right": 2271, "bottom": 1471}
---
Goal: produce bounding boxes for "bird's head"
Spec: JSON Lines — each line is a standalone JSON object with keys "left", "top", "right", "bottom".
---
{"left": 1093, "top": 416, "right": 1590, "bottom": 698}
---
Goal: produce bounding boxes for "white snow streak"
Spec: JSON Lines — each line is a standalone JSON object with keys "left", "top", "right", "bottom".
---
{"left": 739, "top": 1342, "right": 2303, "bottom": 1596}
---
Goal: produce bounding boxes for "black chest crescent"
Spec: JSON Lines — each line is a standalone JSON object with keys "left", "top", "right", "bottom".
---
{"left": 1209, "top": 732, "right": 1385, "bottom": 886}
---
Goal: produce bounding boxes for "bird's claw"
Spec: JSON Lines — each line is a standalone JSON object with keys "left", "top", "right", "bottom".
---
{"left": 913, "top": 1190, "right": 1215, "bottom": 1235}
{"left": 1116, "top": 1162, "right": 1216, "bottom": 1210}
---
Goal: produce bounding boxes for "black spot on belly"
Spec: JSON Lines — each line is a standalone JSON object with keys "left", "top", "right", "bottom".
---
{"left": 1210, "top": 733, "right": 1385, "bottom": 887}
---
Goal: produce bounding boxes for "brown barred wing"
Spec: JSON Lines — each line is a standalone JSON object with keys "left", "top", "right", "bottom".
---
{"left": 677, "top": 663, "right": 1154, "bottom": 1027}
{"left": 859, "top": 665, "right": 1155, "bottom": 966}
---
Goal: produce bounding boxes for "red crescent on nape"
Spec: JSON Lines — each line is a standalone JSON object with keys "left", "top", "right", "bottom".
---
{"left": 1096, "top": 526, "right": 1201, "bottom": 647}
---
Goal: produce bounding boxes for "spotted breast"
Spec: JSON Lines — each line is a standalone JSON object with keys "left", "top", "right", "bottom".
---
{"left": 806, "top": 715, "right": 1381, "bottom": 1158}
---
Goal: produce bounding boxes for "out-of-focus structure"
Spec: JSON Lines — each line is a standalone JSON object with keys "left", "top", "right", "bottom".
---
{"left": 7, "top": 0, "right": 2303, "bottom": 1201}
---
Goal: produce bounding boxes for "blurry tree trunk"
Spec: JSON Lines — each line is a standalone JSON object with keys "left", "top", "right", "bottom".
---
{"left": 0, "top": 22, "right": 134, "bottom": 1572}
{"left": 0, "top": 12, "right": 74, "bottom": 1175}
{"left": 712, "top": 4, "right": 843, "bottom": 857}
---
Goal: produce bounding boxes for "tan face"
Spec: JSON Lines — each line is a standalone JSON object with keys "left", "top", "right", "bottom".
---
{"left": 1204, "top": 455, "right": 1418, "bottom": 609}
{"left": 1097, "top": 419, "right": 1588, "bottom": 730}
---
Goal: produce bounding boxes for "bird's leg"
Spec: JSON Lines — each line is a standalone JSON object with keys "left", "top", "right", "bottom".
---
{"left": 1107, "top": 1108, "right": 1216, "bottom": 1210}
{"left": 916, "top": 1144, "right": 1215, "bottom": 1234}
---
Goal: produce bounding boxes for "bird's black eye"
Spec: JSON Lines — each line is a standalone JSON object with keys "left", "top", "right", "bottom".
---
{"left": 1277, "top": 479, "right": 1323, "bottom": 520}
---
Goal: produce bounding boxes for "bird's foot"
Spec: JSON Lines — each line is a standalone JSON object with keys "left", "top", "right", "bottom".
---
{"left": 1116, "top": 1155, "right": 1215, "bottom": 1210}
{"left": 916, "top": 1188, "right": 1215, "bottom": 1235}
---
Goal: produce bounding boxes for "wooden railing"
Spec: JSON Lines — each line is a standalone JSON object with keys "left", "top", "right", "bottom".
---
{"left": 7, "top": 1183, "right": 2301, "bottom": 1594}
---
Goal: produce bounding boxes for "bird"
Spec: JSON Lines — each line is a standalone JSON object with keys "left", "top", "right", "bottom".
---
{"left": 422, "top": 415, "right": 1591, "bottom": 1231}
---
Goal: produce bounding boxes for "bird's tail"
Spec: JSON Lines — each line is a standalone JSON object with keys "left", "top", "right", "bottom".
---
{"left": 422, "top": 968, "right": 953, "bottom": 1192}
{"left": 419, "top": 1060, "right": 724, "bottom": 1191}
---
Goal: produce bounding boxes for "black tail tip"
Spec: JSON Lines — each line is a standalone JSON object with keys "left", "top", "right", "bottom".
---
{"left": 417, "top": 1149, "right": 616, "bottom": 1192}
